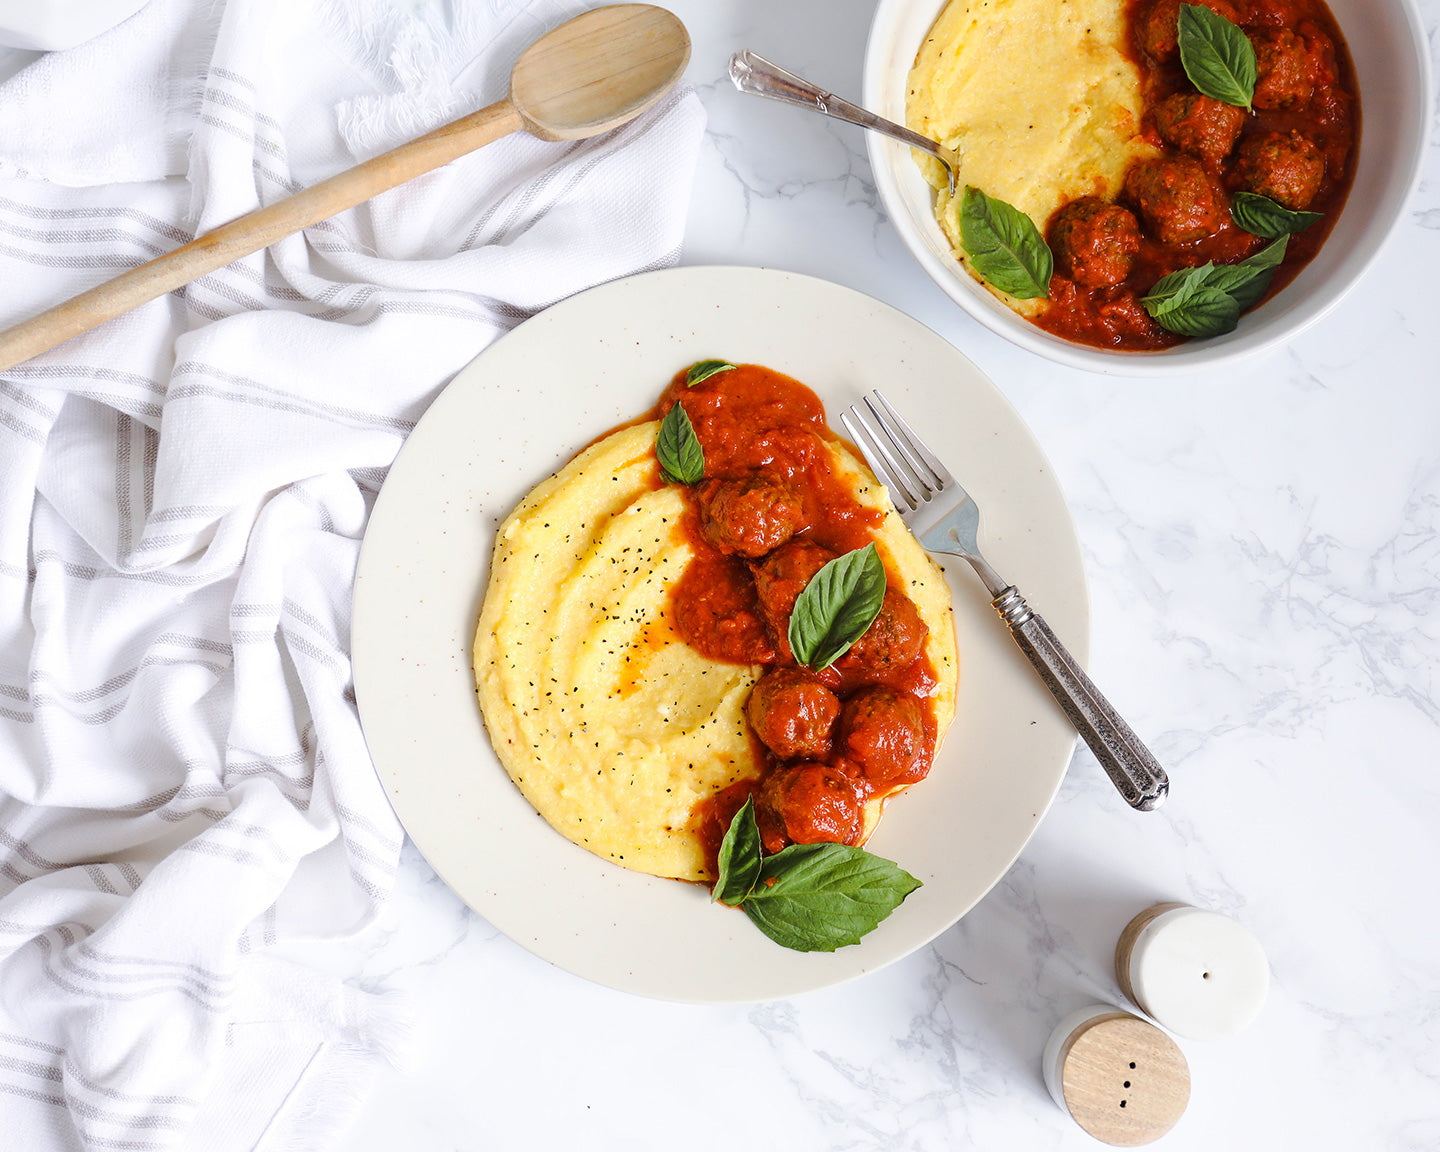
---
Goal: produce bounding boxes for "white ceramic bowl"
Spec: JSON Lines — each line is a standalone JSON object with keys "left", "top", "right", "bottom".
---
{"left": 863, "top": 0, "right": 1432, "bottom": 376}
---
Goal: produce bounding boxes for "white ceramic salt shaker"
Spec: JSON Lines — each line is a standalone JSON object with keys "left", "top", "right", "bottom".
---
{"left": 1115, "top": 902, "right": 1269, "bottom": 1042}
{"left": 1042, "top": 1004, "right": 1190, "bottom": 1145}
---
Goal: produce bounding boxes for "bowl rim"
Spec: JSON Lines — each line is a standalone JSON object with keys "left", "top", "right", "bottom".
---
{"left": 862, "top": 0, "right": 1434, "bottom": 377}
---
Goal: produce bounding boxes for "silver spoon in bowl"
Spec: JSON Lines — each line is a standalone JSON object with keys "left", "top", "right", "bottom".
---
{"left": 728, "top": 50, "right": 960, "bottom": 193}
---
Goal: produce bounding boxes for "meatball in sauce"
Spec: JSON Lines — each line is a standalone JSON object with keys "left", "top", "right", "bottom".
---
{"left": 1234, "top": 129, "right": 1325, "bottom": 209}
{"left": 1153, "top": 92, "right": 1245, "bottom": 168}
{"left": 838, "top": 587, "right": 930, "bottom": 677}
{"left": 750, "top": 538, "right": 836, "bottom": 662}
{"left": 1135, "top": 0, "right": 1240, "bottom": 61}
{"left": 696, "top": 472, "right": 807, "bottom": 558}
{"left": 758, "top": 763, "right": 866, "bottom": 853}
{"left": 1049, "top": 197, "right": 1143, "bottom": 289}
{"left": 1123, "top": 156, "right": 1227, "bottom": 245}
{"left": 837, "top": 686, "right": 930, "bottom": 792}
{"left": 747, "top": 668, "right": 840, "bottom": 762}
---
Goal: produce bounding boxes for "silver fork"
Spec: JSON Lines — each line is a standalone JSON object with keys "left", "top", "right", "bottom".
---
{"left": 842, "top": 391, "right": 1169, "bottom": 811}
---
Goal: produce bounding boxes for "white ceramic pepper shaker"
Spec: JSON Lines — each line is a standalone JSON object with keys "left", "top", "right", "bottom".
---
{"left": 1115, "top": 902, "right": 1270, "bottom": 1042}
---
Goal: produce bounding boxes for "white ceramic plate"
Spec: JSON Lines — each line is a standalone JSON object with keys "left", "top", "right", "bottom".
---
{"left": 352, "top": 266, "right": 1088, "bottom": 1003}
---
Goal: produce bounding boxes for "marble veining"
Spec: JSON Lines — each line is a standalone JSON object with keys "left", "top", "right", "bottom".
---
{"left": 310, "top": 1, "right": 1440, "bottom": 1148}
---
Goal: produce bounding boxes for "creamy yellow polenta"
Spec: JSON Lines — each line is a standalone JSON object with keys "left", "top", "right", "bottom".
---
{"left": 907, "top": 0, "right": 1158, "bottom": 314}
{"left": 474, "top": 422, "right": 958, "bottom": 882}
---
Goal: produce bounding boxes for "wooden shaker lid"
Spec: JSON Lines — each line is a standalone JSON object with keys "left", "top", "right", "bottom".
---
{"left": 1053, "top": 1010, "right": 1190, "bottom": 1145}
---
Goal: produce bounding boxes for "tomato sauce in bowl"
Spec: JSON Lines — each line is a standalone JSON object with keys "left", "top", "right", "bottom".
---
{"left": 1034, "top": 0, "right": 1359, "bottom": 351}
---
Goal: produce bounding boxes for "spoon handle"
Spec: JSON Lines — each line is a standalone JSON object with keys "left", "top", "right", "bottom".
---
{"left": 728, "top": 50, "right": 945, "bottom": 165}
{"left": 0, "top": 99, "right": 524, "bottom": 373}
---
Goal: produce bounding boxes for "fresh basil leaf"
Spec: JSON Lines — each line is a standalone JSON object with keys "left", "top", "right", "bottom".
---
{"left": 959, "top": 186, "right": 1053, "bottom": 300}
{"left": 656, "top": 402, "right": 704, "bottom": 485}
{"left": 685, "top": 360, "right": 737, "bottom": 387}
{"left": 1141, "top": 236, "right": 1288, "bottom": 336}
{"left": 1225, "top": 270, "right": 1275, "bottom": 313}
{"left": 712, "top": 796, "right": 763, "bottom": 906}
{"left": 1207, "top": 236, "right": 1288, "bottom": 310}
{"left": 787, "top": 543, "right": 887, "bottom": 671}
{"left": 1141, "top": 262, "right": 1215, "bottom": 313}
{"left": 1147, "top": 284, "right": 1241, "bottom": 337}
{"left": 1240, "top": 234, "right": 1288, "bottom": 272}
{"left": 1177, "top": 4, "right": 1257, "bottom": 110}
{"left": 1231, "top": 192, "right": 1324, "bottom": 239}
{"left": 709, "top": 794, "right": 921, "bottom": 951}
{"left": 740, "top": 841, "right": 922, "bottom": 953}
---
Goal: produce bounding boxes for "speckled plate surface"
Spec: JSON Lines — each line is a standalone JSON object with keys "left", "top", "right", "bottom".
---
{"left": 351, "top": 266, "right": 1088, "bottom": 1003}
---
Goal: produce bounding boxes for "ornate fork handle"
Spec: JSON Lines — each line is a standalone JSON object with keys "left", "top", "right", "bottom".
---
{"left": 921, "top": 509, "right": 1167, "bottom": 808}
{"left": 990, "top": 585, "right": 1169, "bottom": 811}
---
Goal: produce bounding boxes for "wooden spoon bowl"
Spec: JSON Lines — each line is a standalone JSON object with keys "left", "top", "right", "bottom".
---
{"left": 513, "top": 4, "right": 690, "bottom": 140}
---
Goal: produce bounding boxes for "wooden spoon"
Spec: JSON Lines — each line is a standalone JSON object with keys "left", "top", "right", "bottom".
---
{"left": 0, "top": 4, "right": 690, "bottom": 373}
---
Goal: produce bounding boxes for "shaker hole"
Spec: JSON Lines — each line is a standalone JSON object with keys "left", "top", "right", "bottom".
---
{"left": 1120, "top": 1100, "right": 1128, "bottom": 1108}
{"left": 1129, "top": 1062, "right": 1136, "bottom": 1069}
{"left": 1124, "top": 1081, "right": 1131, "bottom": 1088}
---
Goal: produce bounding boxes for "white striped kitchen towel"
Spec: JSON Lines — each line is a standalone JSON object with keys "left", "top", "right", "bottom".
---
{"left": 0, "top": 0, "right": 705, "bottom": 1147}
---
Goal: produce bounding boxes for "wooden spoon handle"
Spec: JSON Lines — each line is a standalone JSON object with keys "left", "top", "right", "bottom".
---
{"left": 0, "top": 97, "right": 525, "bottom": 373}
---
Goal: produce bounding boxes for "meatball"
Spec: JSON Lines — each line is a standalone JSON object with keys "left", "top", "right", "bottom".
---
{"left": 837, "top": 686, "right": 929, "bottom": 791}
{"left": 1234, "top": 130, "right": 1325, "bottom": 210}
{"left": 1123, "top": 156, "right": 1226, "bottom": 245}
{"left": 746, "top": 668, "right": 840, "bottom": 761}
{"left": 1153, "top": 92, "right": 1245, "bottom": 167}
{"left": 838, "top": 587, "right": 928, "bottom": 675}
{"left": 758, "top": 762, "right": 865, "bottom": 849}
{"left": 1251, "top": 28, "right": 1322, "bottom": 110}
{"left": 1049, "top": 197, "right": 1142, "bottom": 290}
{"left": 1136, "top": 0, "right": 1240, "bottom": 61}
{"left": 749, "top": 538, "right": 835, "bottom": 659}
{"left": 696, "top": 472, "right": 806, "bottom": 558}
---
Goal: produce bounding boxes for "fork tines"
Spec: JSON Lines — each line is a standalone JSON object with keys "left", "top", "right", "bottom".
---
{"left": 841, "top": 390, "right": 953, "bottom": 514}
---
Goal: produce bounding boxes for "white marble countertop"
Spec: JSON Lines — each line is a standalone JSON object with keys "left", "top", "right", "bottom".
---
{"left": 323, "top": 2, "right": 1440, "bottom": 1148}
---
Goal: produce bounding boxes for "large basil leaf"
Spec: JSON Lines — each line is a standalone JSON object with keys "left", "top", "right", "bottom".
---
{"left": 1147, "top": 284, "right": 1241, "bottom": 338}
{"left": 742, "top": 842, "right": 923, "bottom": 953}
{"left": 1141, "top": 237, "right": 1289, "bottom": 336}
{"left": 1207, "top": 236, "right": 1288, "bottom": 311}
{"left": 1231, "top": 192, "right": 1323, "bottom": 240}
{"left": 708, "top": 794, "right": 922, "bottom": 951}
{"left": 959, "top": 186, "right": 1053, "bottom": 300}
{"left": 1141, "top": 263, "right": 1216, "bottom": 314}
{"left": 1178, "top": 4, "right": 1257, "bottom": 109}
{"left": 787, "top": 543, "right": 887, "bottom": 671}
{"left": 656, "top": 402, "right": 704, "bottom": 485}
{"left": 712, "top": 796, "right": 763, "bottom": 907}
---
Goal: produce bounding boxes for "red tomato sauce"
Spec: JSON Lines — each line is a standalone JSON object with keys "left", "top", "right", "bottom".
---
{"left": 646, "top": 364, "right": 943, "bottom": 874}
{"left": 1034, "top": 0, "right": 1358, "bottom": 350}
